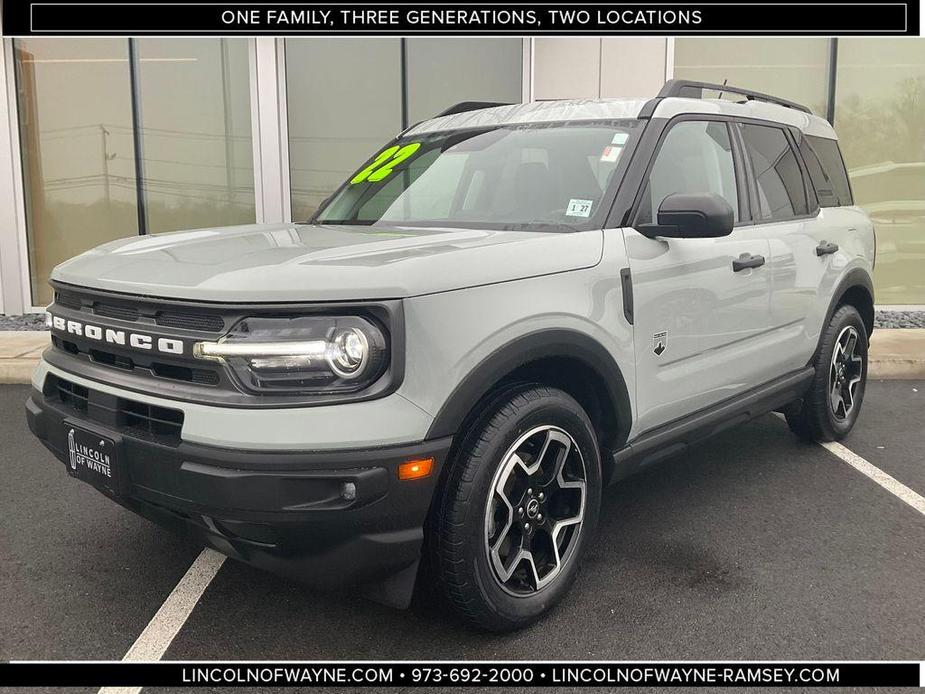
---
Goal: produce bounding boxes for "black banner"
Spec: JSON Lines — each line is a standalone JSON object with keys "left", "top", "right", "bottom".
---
{"left": 0, "top": 661, "right": 921, "bottom": 687}
{"left": 0, "top": 1, "right": 918, "bottom": 36}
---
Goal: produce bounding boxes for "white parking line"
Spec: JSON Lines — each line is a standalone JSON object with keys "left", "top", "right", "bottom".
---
{"left": 820, "top": 440, "right": 925, "bottom": 517}
{"left": 98, "top": 548, "right": 226, "bottom": 694}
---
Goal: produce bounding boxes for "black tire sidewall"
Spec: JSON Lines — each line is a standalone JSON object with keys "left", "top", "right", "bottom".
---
{"left": 812, "top": 305, "right": 869, "bottom": 439}
{"left": 446, "top": 387, "right": 601, "bottom": 630}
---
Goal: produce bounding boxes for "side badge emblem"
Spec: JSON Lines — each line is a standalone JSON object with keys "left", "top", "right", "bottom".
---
{"left": 653, "top": 330, "right": 668, "bottom": 357}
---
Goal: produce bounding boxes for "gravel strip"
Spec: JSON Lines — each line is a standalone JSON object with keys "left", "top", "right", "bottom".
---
{"left": 0, "top": 311, "right": 923, "bottom": 331}
{"left": 874, "top": 310, "right": 925, "bottom": 329}
{"left": 0, "top": 314, "right": 47, "bottom": 331}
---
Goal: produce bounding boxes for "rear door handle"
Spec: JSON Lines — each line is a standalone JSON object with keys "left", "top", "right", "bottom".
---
{"left": 816, "top": 240, "right": 839, "bottom": 256}
{"left": 732, "top": 253, "right": 766, "bottom": 272}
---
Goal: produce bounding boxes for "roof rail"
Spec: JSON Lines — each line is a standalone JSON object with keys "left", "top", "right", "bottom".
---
{"left": 435, "top": 101, "right": 512, "bottom": 118}
{"left": 656, "top": 79, "right": 813, "bottom": 114}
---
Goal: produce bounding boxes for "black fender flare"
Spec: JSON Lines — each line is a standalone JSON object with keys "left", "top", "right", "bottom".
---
{"left": 425, "top": 329, "right": 632, "bottom": 446}
{"left": 824, "top": 267, "right": 875, "bottom": 337}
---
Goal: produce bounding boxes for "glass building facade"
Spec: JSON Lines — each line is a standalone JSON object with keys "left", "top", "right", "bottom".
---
{"left": 675, "top": 37, "right": 925, "bottom": 305}
{"left": 13, "top": 37, "right": 256, "bottom": 305}
{"left": 1, "top": 37, "right": 922, "bottom": 310}
{"left": 10, "top": 37, "right": 524, "bottom": 306}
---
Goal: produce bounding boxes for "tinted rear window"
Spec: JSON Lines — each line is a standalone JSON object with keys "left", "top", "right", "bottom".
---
{"left": 740, "top": 123, "right": 809, "bottom": 221}
{"left": 803, "top": 135, "right": 853, "bottom": 207}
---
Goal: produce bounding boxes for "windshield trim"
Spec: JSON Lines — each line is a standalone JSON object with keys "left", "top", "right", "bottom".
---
{"left": 314, "top": 219, "right": 582, "bottom": 233}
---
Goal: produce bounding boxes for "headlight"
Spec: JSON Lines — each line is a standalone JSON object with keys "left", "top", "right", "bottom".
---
{"left": 193, "top": 315, "right": 388, "bottom": 395}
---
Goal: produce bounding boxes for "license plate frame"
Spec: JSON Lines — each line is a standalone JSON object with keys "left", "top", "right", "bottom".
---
{"left": 64, "top": 421, "right": 121, "bottom": 495}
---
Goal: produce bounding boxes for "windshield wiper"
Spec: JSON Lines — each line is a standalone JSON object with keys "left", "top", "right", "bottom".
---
{"left": 315, "top": 220, "right": 377, "bottom": 226}
{"left": 502, "top": 221, "right": 577, "bottom": 232}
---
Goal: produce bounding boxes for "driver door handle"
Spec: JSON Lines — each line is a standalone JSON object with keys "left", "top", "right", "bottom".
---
{"left": 732, "top": 252, "right": 766, "bottom": 272}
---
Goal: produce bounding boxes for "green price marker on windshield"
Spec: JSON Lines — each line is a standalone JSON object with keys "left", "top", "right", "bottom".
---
{"left": 350, "top": 142, "right": 421, "bottom": 184}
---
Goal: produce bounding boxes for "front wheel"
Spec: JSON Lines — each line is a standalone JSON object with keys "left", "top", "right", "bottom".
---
{"left": 430, "top": 385, "right": 601, "bottom": 632}
{"left": 786, "top": 304, "right": 868, "bottom": 442}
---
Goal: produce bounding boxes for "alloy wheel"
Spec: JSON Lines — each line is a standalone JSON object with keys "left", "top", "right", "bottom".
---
{"left": 829, "top": 325, "right": 863, "bottom": 421}
{"left": 483, "top": 425, "right": 587, "bottom": 596}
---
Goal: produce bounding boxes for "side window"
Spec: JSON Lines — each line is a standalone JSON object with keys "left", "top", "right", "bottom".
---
{"left": 635, "top": 120, "right": 739, "bottom": 226}
{"left": 739, "top": 123, "right": 809, "bottom": 221}
{"left": 805, "top": 135, "right": 853, "bottom": 206}
{"left": 798, "top": 137, "right": 837, "bottom": 207}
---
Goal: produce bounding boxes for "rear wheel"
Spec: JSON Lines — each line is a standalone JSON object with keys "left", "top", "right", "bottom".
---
{"left": 430, "top": 385, "right": 601, "bottom": 632}
{"left": 786, "top": 304, "right": 868, "bottom": 442}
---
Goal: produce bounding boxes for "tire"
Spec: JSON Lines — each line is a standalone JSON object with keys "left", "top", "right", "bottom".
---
{"left": 429, "top": 385, "right": 602, "bottom": 632}
{"left": 786, "top": 304, "right": 868, "bottom": 442}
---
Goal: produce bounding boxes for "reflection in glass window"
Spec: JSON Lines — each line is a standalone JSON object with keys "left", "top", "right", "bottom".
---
{"left": 14, "top": 38, "right": 255, "bottom": 306}
{"left": 286, "top": 39, "right": 524, "bottom": 223}
{"left": 135, "top": 38, "right": 255, "bottom": 234}
{"left": 739, "top": 123, "right": 808, "bottom": 220}
{"left": 834, "top": 38, "right": 925, "bottom": 304}
{"left": 14, "top": 38, "right": 139, "bottom": 306}
{"left": 317, "top": 122, "right": 640, "bottom": 231}
{"left": 800, "top": 135, "right": 853, "bottom": 208}
{"left": 673, "top": 38, "right": 832, "bottom": 117}
{"left": 405, "top": 39, "right": 523, "bottom": 124}
{"left": 636, "top": 120, "right": 738, "bottom": 225}
{"left": 286, "top": 39, "right": 403, "bottom": 222}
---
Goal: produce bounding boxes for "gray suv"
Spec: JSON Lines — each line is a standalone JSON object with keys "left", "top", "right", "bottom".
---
{"left": 26, "top": 80, "right": 875, "bottom": 631}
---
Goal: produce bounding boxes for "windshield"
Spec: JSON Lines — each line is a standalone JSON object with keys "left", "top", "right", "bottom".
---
{"left": 313, "top": 120, "right": 642, "bottom": 232}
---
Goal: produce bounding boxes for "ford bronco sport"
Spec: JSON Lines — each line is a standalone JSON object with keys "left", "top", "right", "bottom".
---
{"left": 27, "top": 80, "right": 874, "bottom": 631}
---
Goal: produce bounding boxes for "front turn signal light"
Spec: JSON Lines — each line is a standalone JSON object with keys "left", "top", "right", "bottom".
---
{"left": 398, "top": 458, "right": 434, "bottom": 481}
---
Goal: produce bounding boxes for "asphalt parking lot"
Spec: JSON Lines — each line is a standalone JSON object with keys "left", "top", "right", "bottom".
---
{"left": 2, "top": 381, "right": 923, "bottom": 691}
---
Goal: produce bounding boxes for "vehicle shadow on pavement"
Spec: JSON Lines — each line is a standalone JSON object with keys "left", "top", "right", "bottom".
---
{"left": 160, "top": 411, "right": 925, "bottom": 661}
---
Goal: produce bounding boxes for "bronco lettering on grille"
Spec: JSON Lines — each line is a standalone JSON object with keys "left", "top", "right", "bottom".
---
{"left": 48, "top": 314, "right": 185, "bottom": 355}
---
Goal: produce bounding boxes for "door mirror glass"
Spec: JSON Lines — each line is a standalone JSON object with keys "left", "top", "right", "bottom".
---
{"left": 638, "top": 192, "right": 735, "bottom": 238}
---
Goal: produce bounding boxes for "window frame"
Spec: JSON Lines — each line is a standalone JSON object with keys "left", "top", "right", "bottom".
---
{"left": 625, "top": 114, "right": 752, "bottom": 230}
{"left": 733, "top": 119, "right": 821, "bottom": 226}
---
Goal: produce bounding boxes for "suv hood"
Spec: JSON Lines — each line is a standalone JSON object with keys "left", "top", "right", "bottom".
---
{"left": 51, "top": 223, "right": 603, "bottom": 302}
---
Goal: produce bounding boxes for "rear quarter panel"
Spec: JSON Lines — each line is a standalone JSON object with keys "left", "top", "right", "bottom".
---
{"left": 807, "top": 206, "right": 876, "bottom": 339}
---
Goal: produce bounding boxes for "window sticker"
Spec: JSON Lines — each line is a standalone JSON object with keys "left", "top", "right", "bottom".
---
{"left": 350, "top": 142, "right": 421, "bottom": 185}
{"left": 600, "top": 132, "right": 628, "bottom": 163}
{"left": 600, "top": 145, "right": 623, "bottom": 163}
{"left": 566, "top": 198, "right": 594, "bottom": 218}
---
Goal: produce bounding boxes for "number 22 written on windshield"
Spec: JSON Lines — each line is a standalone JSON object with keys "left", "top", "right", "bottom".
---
{"left": 350, "top": 143, "right": 421, "bottom": 184}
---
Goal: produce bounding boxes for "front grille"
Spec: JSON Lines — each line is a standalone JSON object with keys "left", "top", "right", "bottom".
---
{"left": 47, "top": 283, "right": 400, "bottom": 407}
{"left": 54, "top": 290, "right": 225, "bottom": 334}
{"left": 121, "top": 399, "right": 185, "bottom": 440}
{"left": 51, "top": 336, "right": 221, "bottom": 386}
{"left": 54, "top": 376, "right": 89, "bottom": 414}
{"left": 45, "top": 374, "right": 184, "bottom": 444}
{"left": 156, "top": 311, "right": 224, "bottom": 332}
{"left": 55, "top": 291, "right": 83, "bottom": 311}
{"left": 94, "top": 303, "right": 139, "bottom": 322}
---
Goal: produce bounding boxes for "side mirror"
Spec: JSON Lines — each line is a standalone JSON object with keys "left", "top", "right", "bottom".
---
{"left": 637, "top": 192, "right": 734, "bottom": 239}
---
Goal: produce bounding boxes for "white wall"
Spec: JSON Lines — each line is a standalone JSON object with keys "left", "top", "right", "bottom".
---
{"left": 533, "top": 37, "right": 668, "bottom": 100}
{"left": 0, "top": 41, "right": 25, "bottom": 314}
{"left": 600, "top": 38, "right": 668, "bottom": 98}
{"left": 532, "top": 38, "right": 602, "bottom": 99}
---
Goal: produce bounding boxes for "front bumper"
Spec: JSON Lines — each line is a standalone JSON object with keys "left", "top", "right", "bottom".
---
{"left": 26, "top": 384, "right": 452, "bottom": 607}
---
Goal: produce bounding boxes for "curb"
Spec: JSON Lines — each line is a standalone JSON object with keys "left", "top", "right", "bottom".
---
{"left": 868, "top": 360, "right": 925, "bottom": 379}
{"left": 867, "top": 328, "right": 925, "bottom": 380}
{"left": 0, "top": 331, "right": 48, "bottom": 385}
{"left": 0, "top": 359, "right": 41, "bottom": 385}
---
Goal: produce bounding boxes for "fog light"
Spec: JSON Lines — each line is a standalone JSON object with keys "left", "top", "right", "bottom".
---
{"left": 341, "top": 481, "right": 357, "bottom": 501}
